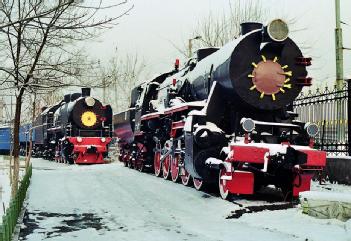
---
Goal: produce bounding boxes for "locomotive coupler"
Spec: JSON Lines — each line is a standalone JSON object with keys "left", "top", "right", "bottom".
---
{"left": 86, "top": 145, "right": 97, "bottom": 153}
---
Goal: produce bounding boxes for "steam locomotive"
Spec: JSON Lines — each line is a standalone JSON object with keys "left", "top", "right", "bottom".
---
{"left": 114, "top": 19, "right": 326, "bottom": 199}
{"left": 33, "top": 88, "right": 113, "bottom": 164}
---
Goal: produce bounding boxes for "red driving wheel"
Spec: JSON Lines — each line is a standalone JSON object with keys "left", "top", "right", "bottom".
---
{"left": 154, "top": 151, "right": 162, "bottom": 177}
{"left": 171, "top": 154, "right": 180, "bottom": 182}
{"left": 162, "top": 155, "right": 171, "bottom": 179}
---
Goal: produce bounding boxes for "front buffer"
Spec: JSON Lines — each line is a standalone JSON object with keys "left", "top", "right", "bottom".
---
{"left": 218, "top": 143, "right": 326, "bottom": 200}
{"left": 68, "top": 137, "right": 111, "bottom": 164}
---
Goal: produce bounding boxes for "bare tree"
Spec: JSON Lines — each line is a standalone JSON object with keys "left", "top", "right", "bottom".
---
{"left": 0, "top": 0, "right": 133, "bottom": 197}
{"left": 98, "top": 51, "right": 146, "bottom": 113}
{"left": 174, "top": 0, "right": 266, "bottom": 57}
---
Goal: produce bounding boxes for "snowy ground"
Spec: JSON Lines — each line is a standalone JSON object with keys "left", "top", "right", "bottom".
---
{"left": 0, "top": 156, "right": 12, "bottom": 218}
{"left": 0, "top": 155, "right": 26, "bottom": 219}
{"left": 19, "top": 158, "right": 351, "bottom": 241}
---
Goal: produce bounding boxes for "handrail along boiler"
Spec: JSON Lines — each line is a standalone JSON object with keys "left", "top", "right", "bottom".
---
{"left": 114, "top": 19, "right": 326, "bottom": 199}
{"left": 33, "top": 88, "right": 113, "bottom": 164}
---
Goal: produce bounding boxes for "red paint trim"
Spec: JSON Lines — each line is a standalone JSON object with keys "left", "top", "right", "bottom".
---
{"left": 244, "top": 133, "right": 249, "bottom": 144}
{"left": 296, "top": 77, "right": 312, "bottom": 86}
{"left": 154, "top": 151, "right": 162, "bottom": 177}
{"left": 134, "top": 131, "right": 144, "bottom": 136}
{"left": 170, "top": 121, "right": 185, "bottom": 137}
{"left": 293, "top": 173, "right": 313, "bottom": 197}
{"left": 229, "top": 145, "right": 269, "bottom": 164}
{"left": 67, "top": 137, "right": 111, "bottom": 164}
{"left": 225, "top": 170, "right": 254, "bottom": 195}
{"left": 298, "top": 149, "right": 326, "bottom": 167}
{"left": 295, "top": 57, "right": 312, "bottom": 66}
{"left": 309, "top": 138, "right": 314, "bottom": 148}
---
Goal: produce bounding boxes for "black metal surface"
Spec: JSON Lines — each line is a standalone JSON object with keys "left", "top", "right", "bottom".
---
{"left": 240, "top": 22, "right": 263, "bottom": 35}
{"left": 188, "top": 31, "right": 306, "bottom": 111}
{"left": 81, "top": 88, "right": 91, "bottom": 97}
{"left": 326, "top": 157, "right": 351, "bottom": 184}
{"left": 113, "top": 110, "right": 134, "bottom": 144}
{"left": 196, "top": 48, "right": 219, "bottom": 61}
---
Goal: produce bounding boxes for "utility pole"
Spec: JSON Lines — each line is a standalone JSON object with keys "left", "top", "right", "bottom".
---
{"left": 335, "top": 0, "right": 344, "bottom": 90}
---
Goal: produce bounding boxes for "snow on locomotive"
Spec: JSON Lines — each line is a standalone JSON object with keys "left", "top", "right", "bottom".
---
{"left": 33, "top": 88, "right": 113, "bottom": 164}
{"left": 114, "top": 19, "right": 326, "bottom": 199}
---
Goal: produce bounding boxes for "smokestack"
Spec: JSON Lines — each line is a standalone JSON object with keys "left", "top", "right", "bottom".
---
{"left": 240, "top": 22, "right": 263, "bottom": 35}
{"left": 82, "top": 88, "right": 91, "bottom": 97}
{"left": 64, "top": 94, "right": 71, "bottom": 103}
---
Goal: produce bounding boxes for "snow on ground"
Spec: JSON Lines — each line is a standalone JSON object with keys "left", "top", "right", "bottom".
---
{"left": 19, "top": 158, "right": 351, "bottom": 241}
{"left": 0, "top": 160, "right": 11, "bottom": 218}
{"left": 312, "top": 181, "right": 351, "bottom": 194}
{"left": 0, "top": 155, "right": 26, "bottom": 219}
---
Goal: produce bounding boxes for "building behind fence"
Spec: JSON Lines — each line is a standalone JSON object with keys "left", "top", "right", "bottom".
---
{"left": 293, "top": 82, "right": 350, "bottom": 156}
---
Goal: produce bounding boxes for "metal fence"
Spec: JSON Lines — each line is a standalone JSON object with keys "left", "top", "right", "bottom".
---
{"left": 293, "top": 82, "right": 350, "bottom": 156}
{"left": 0, "top": 164, "right": 32, "bottom": 241}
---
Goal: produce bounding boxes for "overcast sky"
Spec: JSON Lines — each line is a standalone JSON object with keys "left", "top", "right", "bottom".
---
{"left": 84, "top": 0, "right": 351, "bottom": 88}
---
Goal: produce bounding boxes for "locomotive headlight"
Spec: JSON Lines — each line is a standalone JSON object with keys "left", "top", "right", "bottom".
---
{"left": 85, "top": 97, "right": 95, "bottom": 107}
{"left": 101, "top": 137, "right": 106, "bottom": 143}
{"left": 304, "top": 123, "right": 319, "bottom": 137}
{"left": 81, "top": 111, "right": 97, "bottom": 127}
{"left": 241, "top": 118, "right": 255, "bottom": 133}
{"left": 77, "top": 137, "right": 82, "bottom": 143}
{"left": 267, "top": 19, "right": 289, "bottom": 42}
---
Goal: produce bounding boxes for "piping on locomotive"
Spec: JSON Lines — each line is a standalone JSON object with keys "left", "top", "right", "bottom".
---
{"left": 114, "top": 19, "right": 326, "bottom": 199}
{"left": 32, "top": 88, "right": 113, "bottom": 164}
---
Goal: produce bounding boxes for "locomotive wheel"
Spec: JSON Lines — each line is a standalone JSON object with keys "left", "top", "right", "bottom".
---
{"left": 193, "top": 178, "right": 204, "bottom": 191}
{"left": 133, "top": 160, "right": 139, "bottom": 170}
{"left": 181, "top": 168, "right": 192, "bottom": 186}
{"left": 162, "top": 155, "right": 171, "bottom": 180}
{"left": 171, "top": 154, "right": 180, "bottom": 183}
{"left": 138, "top": 163, "right": 144, "bottom": 172}
{"left": 128, "top": 159, "right": 134, "bottom": 169}
{"left": 121, "top": 153, "right": 128, "bottom": 166}
{"left": 136, "top": 158, "right": 145, "bottom": 172}
{"left": 219, "top": 169, "right": 233, "bottom": 200}
{"left": 137, "top": 162, "right": 144, "bottom": 172}
{"left": 154, "top": 151, "right": 162, "bottom": 177}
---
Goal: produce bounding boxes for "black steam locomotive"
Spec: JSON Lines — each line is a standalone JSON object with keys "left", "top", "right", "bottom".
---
{"left": 114, "top": 19, "right": 326, "bottom": 199}
{"left": 33, "top": 88, "right": 113, "bottom": 164}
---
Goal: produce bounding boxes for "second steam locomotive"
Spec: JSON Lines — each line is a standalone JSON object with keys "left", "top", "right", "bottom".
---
{"left": 114, "top": 19, "right": 326, "bottom": 199}
{"left": 33, "top": 88, "right": 113, "bottom": 164}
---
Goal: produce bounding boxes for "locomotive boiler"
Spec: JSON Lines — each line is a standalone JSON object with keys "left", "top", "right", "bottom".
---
{"left": 114, "top": 19, "right": 326, "bottom": 199}
{"left": 33, "top": 88, "right": 113, "bottom": 164}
